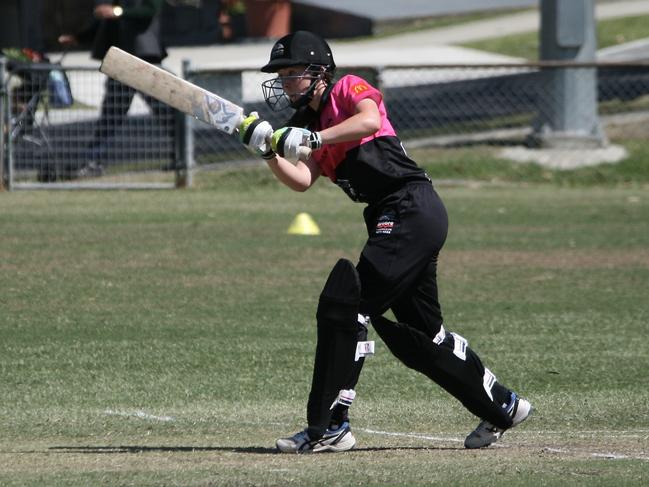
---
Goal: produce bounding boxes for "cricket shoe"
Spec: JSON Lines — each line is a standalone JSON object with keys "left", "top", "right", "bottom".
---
{"left": 275, "top": 422, "right": 356, "bottom": 453}
{"left": 464, "top": 393, "right": 533, "bottom": 449}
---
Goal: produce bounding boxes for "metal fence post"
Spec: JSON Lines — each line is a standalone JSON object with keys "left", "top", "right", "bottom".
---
{"left": 375, "top": 66, "right": 383, "bottom": 93}
{"left": 1, "top": 56, "right": 15, "bottom": 191}
{"left": 0, "top": 56, "right": 6, "bottom": 190}
{"left": 534, "top": 0, "right": 604, "bottom": 148}
{"left": 173, "top": 108, "right": 185, "bottom": 187}
{"left": 176, "top": 59, "right": 195, "bottom": 188}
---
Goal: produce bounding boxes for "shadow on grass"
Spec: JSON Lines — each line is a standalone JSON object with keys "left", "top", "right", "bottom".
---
{"left": 49, "top": 446, "right": 278, "bottom": 454}
{"left": 48, "top": 445, "right": 462, "bottom": 454}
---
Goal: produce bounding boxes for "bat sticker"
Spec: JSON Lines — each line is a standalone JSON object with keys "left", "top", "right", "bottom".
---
{"left": 200, "top": 94, "right": 241, "bottom": 132}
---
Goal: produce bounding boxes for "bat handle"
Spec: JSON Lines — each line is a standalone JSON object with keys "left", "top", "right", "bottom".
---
{"left": 297, "top": 146, "right": 312, "bottom": 162}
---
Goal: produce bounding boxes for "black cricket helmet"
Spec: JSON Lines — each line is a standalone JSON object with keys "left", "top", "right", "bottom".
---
{"left": 261, "top": 31, "right": 336, "bottom": 111}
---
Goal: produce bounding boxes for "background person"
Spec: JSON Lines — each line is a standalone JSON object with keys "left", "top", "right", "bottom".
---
{"left": 59, "top": 0, "right": 173, "bottom": 177}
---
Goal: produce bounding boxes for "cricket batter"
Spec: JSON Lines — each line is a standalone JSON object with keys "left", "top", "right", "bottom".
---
{"left": 239, "top": 31, "right": 532, "bottom": 453}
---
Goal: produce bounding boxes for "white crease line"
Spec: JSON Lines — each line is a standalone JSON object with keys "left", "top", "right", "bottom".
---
{"left": 591, "top": 452, "right": 648, "bottom": 461}
{"left": 358, "top": 427, "right": 464, "bottom": 444}
{"left": 526, "top": 429, "right": 649, "bottom": 438}
{"left": 361, "top": 429, "right": 648, "bottom": 458}
{"left": 545, "top": 447, "right": 569, "bottom": 454}
{"left": 104, "top": 409, "right": 175, "bottom": 422}
{"left": 544, "top": 447, "right": 649, "bottom": 461}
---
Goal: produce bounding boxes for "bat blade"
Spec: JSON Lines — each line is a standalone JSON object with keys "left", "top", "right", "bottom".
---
{"left": 100, "top": 47, "right": 244, "bottom": 134}
{"left": 99, "top": 47, "right": 311, "bottom": 161}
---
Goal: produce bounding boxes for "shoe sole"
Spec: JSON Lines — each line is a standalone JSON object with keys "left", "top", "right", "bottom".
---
{"left": 276, "top": 432, "right": 356, "bottom": 453}
{"left": 465, "top": 398, "right": 534, "bottom": 449}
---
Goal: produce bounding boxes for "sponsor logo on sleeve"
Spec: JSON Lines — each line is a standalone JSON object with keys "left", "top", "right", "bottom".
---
{"left": 351, "top": 83, "right": 369, "bottom": 95}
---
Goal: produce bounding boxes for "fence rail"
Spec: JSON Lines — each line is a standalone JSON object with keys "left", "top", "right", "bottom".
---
{"left": 2, "top": 59, "right": 649, "bottom": 189}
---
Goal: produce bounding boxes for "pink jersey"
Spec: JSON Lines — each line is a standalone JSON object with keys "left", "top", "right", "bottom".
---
{"left": 312, "top": 75, "right": 397, "bottom": 180}
{"left": 302, "top": 74, "right": 428, "bottom": 204}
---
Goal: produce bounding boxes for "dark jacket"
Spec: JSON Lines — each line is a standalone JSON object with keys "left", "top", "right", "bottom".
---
{"left": 83, "top": 0, "right": 166, "bottom": 62}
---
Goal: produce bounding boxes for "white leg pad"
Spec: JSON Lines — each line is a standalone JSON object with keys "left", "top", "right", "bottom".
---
{"left": 483, "top": 367, "right": 496, "bottom": 402}
{"left": 432, "top": 324, "right": 446, "bottom": 345}
{"left": 355, "top": 314, "right": 374, "bottom": 361}
{"left": 451, "top": 332, "right": 468, "bottom": 361}
{"left": 355, "top": 341, "right": 375, "bottom": 361}
{"left": 329, "top": 389, "right": 356, "bottom": 410}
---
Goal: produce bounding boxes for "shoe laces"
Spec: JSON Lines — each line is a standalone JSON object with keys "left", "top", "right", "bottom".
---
{"left": 477, "top": 421, "right": 502, "bottom": 434}
{"left": 505, "top": 392, "right": 518, "bottom": 417}
{"left": 325, "top": 421, "right": 349, "bottom": 435}
{"left": 292, "top": 430, "right": 310, "bottom": 442}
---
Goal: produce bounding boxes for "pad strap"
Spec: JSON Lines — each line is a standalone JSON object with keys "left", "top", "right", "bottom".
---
{"left": 330, "top": 389, "right": 356, "bottom": 410}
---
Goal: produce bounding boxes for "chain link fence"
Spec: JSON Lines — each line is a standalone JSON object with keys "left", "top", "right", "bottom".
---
{"left": 184, "top": 61, "right": 649, "bottom": 171}
{"left": 1, "top": 58, "right": 182, "bottom": 189}
{"left": 2, "top": 59, "right": 649, "bottom": 189}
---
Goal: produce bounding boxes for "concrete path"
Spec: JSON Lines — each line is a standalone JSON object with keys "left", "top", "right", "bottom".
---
{"left": 292, "top": 0, "right": 537, "bottom": 21}
{"left": 164, "top": 0, "right": 649, "bottom": 71}
{"left": 59, "top": 0, "right": 649, "bottom": 73}
{"left": 360, "top": 0, "right": 649, "bottom": 47}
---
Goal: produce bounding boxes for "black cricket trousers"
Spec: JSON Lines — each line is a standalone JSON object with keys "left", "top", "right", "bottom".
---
{"left": 349, "top": 181, "right": 515, "bottom": 429}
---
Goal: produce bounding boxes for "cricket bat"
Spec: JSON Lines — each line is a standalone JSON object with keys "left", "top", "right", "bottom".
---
{"left": 99, "top": 46, "right": 310, "bottom": 160}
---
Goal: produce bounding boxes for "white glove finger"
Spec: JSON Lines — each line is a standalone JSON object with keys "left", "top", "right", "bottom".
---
{"left": 285, "top": 129, "right": 307, "bottom": 160}
{"left": 250, "top": 120, "right": 273, "bottom": 152}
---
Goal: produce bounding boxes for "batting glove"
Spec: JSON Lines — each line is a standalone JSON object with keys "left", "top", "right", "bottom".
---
{"left": 271, "top": 127, "right": 322, "bottom": 161}
{"left": 239, "top": 112, "right": 275, "bottom": 160}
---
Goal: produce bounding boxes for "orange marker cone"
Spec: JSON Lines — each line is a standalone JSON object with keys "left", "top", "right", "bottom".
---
{"left": 287, "top": 212, "right": 321, "bottom": 235}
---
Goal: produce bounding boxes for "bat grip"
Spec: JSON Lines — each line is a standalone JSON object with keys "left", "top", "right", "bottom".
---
{"left": 297, "top": 146, "right": 312, "bottom": 162}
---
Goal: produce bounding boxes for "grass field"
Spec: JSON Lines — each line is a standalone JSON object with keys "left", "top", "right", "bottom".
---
{"left": 462, "top": 14, "right": 649, "bottom": 60}
{"left": 1, "top": 165, "right": 648, "bottom": 485}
